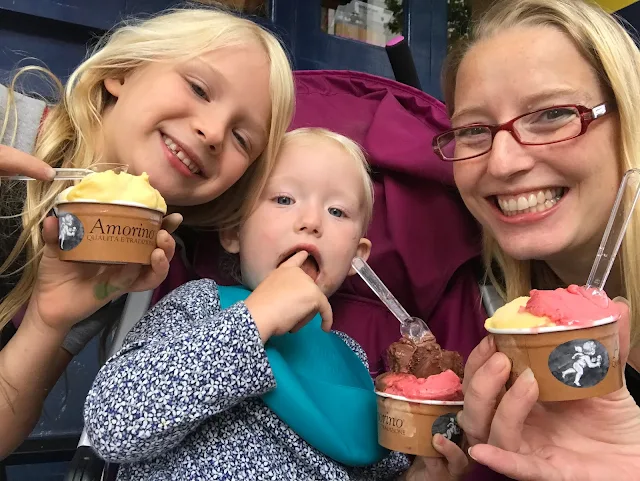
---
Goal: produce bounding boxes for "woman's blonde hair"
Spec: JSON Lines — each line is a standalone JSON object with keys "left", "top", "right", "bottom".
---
{"left": 442, "top": 0, "right": 640, "bottom": 345}
{"left": 281, "top": 127, "right": 374, "bottom": 231}
{"left": 0, "top": 6, "right": 294, "bottom": 330}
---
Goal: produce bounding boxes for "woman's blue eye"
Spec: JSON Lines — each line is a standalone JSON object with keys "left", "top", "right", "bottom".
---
{"left": 275, "top": 196, "right": 293, "bottom": 205}
{"left": 328, "top": 207, "right": 345, "bottom": 218}
{"left": 539, "top": 108, "right": 575, "bottom": 122}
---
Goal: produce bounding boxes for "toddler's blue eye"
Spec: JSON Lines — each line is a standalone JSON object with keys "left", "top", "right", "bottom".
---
{"left": 328, "top": 207, "right": 345, "bottom": 218}
{"left": 276, "top": 196, "right": 292, "bottom": 205}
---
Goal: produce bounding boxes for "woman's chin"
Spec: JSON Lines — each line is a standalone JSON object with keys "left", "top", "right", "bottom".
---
{"left": 497, "top": 238, "right": 568, "bottom": 263}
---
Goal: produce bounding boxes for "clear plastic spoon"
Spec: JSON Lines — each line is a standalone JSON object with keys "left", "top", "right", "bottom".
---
{"left": 351, "top": 256, "right": 431, "bottom": 341}
{"left": 586, "top": 168, "right": 640, "bottom": 291}
{"left": 1, "top": 163, "right": 128, "bottom": 181}
{"left": 4, "top": 168, "right": 95, "bottom": 181}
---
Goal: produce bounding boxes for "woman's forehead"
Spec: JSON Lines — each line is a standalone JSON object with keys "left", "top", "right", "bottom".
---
{"left": 454, "top": 25, "right": 603, "bottom": 119}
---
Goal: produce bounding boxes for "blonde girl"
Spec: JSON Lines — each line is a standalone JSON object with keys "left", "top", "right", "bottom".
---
{"left": 0, "top": 6, "right": 294, "bottom": 457}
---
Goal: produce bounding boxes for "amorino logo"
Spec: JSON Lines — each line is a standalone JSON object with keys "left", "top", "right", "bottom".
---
{"left": 88, "top": 218, "right": 156, "bottom": 245}
{"left": 90, "top": 219, "right": 156, "bottom": 239}
{"left": 378, "top": 413, "right": 404, "bottom": 428}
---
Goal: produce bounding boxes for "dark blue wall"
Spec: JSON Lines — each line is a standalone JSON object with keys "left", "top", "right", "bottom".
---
{"left": 0, "top": 1, "right": 177, "bottom": 82}
{"left": 618, "top": 2, "right": 640, "bottom": 33}
{"left": 273, "top": 0, "right": 446, "bottom": 96}
{"left": 0, "top": 1, "right": 446, "bottom": 96}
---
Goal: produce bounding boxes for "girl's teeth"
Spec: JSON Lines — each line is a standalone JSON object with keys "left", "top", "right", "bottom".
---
{"left": 162, "top": 134, "right": 200, "bottom": 174}
{"left": 496, "top": 188, "right": 564, "bottom": 216}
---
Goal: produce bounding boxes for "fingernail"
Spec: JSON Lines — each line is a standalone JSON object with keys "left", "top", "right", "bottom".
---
{"left": 520, "top": 367, "right": 535, "bottom": 384}
{"left": 456, "top": 411, "right": 464, "bottom": 426}
{"left": 488, "top": 353, "right": 506, "bottom": 373}
{"left": 513, "top": 368, "right": 536, "bottom": 398}
{"left": 487, "top": 334, "right": 495, "bottom": 350}
{"left": 468, "top": 446, "right": 478, "bottom": 461}
{"left": 45, "top": 167, "right": 56, "bottom": 180}
{"left": 433, "top": 433, "right": 444, "bottom": 446}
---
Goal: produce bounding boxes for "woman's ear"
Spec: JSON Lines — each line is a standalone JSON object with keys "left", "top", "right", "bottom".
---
{"left": 219, "top": 227, "right": 241, "bottom": 254}
{"left": 348, "top": 238, "right": 372, "bottom": 276}
{"left": 104, "top": 77, "right": 125, "bottom": 98}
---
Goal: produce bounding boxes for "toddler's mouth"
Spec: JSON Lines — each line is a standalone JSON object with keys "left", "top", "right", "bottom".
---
{"left": 279, "top": 247, "right": 321, "bottom": 282}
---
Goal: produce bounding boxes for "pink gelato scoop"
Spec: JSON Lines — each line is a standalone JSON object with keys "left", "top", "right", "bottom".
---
{"left": 525, "top": 284, "right": 621, "bottom": 327}
{"left": 378, "top": 370, "right": 463, "bottom": 401}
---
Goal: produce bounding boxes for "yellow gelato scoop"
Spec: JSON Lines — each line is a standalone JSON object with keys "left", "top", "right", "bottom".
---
{"left": 58, "top": 171, "right": 167, "bottom": 214}
{"left": 484, "top": 296, "right": 552, "bottom": 330}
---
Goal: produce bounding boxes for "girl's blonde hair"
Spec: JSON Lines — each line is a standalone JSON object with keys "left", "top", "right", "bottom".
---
{"left": 281, "top": 127, "right": 374, "bottom": 231}
{"left": 0, "top": 7, "right": 294, "bottom": 330}
{"left": 442, "top": 0, "right": 640, "bottom": 345}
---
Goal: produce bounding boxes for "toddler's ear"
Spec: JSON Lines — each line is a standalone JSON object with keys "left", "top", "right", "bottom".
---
{"left": 219, "top": 227, "right": 240, "bottom": 254}
{"left": 348, "top": 238, "right": 372, "bottom": 276}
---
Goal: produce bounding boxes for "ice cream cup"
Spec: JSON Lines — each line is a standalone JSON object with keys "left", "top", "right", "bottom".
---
{"left": 55, "top": 201, "right": 163, "bottom": 265}
{"left": 487, "top": 317, "right": 622, "bottom": 401}
{"left": 376, "top": 391, "right": 463, "bottom": 457}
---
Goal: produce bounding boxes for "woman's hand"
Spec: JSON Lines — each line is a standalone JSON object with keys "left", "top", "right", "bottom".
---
{"left": 0, "top": 145, "right": 56, "bottom": 179}
{"left": 24, "top": 213, "right": 181, "bottom": 335}
{"left": 401, "top": 436, "right": 469, "bottom": 481}
{"left": 460, "top": 301, "right": 640, "bottom": 481}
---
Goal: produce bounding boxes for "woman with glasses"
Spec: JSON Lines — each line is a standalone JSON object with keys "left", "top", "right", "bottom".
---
{"left": 430, "top": 0, "right": 640, "bottom": 480}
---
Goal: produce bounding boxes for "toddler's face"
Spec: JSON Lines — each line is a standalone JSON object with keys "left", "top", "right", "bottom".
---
{"left": 222, "top": 138, "right": 371, "bottom": 296}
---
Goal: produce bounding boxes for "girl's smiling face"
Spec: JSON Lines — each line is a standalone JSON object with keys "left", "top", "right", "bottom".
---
{"left": 101, "top": 43, "right": 272, "bottom": 206}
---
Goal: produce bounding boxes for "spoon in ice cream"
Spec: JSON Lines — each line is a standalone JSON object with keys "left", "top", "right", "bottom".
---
{"left": 2, "top": 163, "right": 129, "bottom": 181}
{"left": 4, "top": 168, "right": 96, "bottom": 181}
{"left": 586, "top": 168, "right": 640, "bottom": 292}
{"left": 351, "top": 256, "right": 431, "bottom": 341}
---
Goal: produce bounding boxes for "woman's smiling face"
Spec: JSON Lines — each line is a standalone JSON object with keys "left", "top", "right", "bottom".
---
{"left": 451, "top": 25, "right": 620, "bottom": 263}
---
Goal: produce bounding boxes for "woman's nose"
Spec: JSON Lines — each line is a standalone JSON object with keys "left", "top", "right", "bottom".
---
{"left": 486, "top": 130, "right": 535, "bottom": 180}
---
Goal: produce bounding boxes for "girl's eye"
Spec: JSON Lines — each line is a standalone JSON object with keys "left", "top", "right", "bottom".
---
{"left": 233, "top": 131, "right": 249, "bottom": 151}
{"left": 328, "top": 207, "right": 345, "bottom": 218}
{"left": 275, "top": 195, "right": 293, "bottom": 205}
{"left": 189, "top": 81, "right": 208, "bottom": 101}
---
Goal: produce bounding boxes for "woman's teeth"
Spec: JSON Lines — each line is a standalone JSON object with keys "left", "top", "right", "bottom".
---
{"left": 162, "top": 134, "right": 200, "bottom": 175}
{"left": 496, "top": 188, "right": 564, "bottom": 216}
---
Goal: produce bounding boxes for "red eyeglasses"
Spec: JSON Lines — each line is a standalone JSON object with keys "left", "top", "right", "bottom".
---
{"left": 432, "top": 103, "right": 612, "bottom": 162}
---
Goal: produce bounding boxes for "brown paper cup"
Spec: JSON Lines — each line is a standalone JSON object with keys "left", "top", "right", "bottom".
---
{"left": 55, "top": 202, "right": 163, "bottom": 265}
{"left": 376, "top": 392, "right": 463, "bottom": 457}
{"left": 489, "top": 319, "right": 623, "bottom": 401}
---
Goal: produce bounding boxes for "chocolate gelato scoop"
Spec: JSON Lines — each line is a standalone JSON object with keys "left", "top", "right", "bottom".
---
{"left": 386, "top": 334, "right": 464, "bottom": 379}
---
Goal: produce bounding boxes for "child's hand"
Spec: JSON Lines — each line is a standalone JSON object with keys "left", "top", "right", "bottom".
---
{"left": 245, "top": 251, "right": 333, "bottom": 343}
{"left": 25, "top": 214, "right": 180, "bottom": 335}
{"left": 402, "top": 435, "right": 470, "bottom": 481}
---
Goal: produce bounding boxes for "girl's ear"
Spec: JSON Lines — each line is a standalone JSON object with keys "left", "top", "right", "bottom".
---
{"left": 104, "top": 77, "right": 125, "bottom": 98}
{"left": 219, "top": 227, "right": 240, "bottom": 254}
